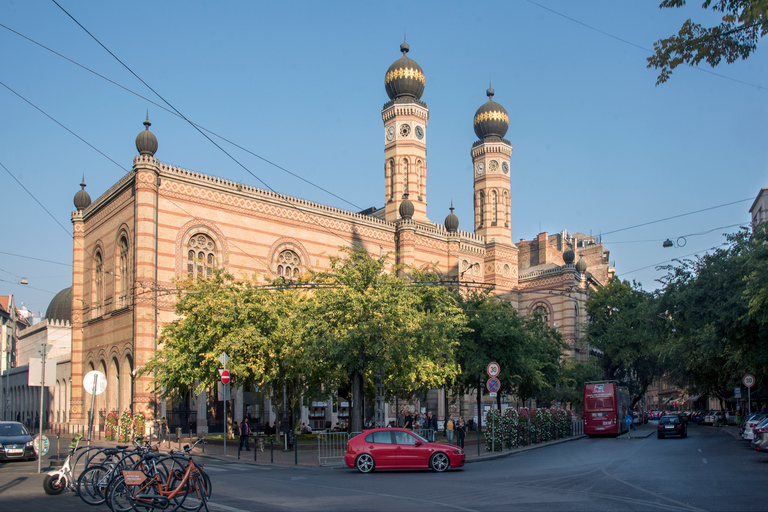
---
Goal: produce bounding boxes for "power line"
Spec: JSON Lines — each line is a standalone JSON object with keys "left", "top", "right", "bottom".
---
{"left": 524, "top": 0, "right": 768, "bottom": 92}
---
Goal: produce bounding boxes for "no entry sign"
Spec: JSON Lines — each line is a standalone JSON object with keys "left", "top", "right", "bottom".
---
{"left": 220, "top": 369, "right": 230, "bottom": 385}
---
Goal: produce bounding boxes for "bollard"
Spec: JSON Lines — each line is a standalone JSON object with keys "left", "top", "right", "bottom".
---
{"left": 254, "top": 436, "right": 257, "bottom": 462}
{"left": 270, "top": 435, "right": 274, "bottom": 463}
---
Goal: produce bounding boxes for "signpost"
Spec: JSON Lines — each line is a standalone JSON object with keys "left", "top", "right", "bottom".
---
{"left": 486, "top": 362, "right": 502, "bottom": 453}
{"left": 219, "top": 352, "right": 230, "bottom": 455}
{"left": 744, "top": 374, "right": 755, "bottom": 415}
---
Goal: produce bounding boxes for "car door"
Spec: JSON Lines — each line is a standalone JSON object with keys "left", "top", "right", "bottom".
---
{"left": 393, "top": 430, "right": 427, "bottom": 468}
{"left": 365, "top": 430, "right": 397, "bottom": 468}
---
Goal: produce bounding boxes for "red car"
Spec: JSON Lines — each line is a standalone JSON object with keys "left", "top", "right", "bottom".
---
{"left": 345, "top": 428, "right": 465, "bottom": 473}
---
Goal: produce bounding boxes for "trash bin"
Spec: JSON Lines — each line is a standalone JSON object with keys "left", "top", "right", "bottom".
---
{"left": 287, "top": 431, "right": 295, "bottom": 447}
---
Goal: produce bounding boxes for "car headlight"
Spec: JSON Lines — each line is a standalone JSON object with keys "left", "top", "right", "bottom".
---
{"left": 453, "top": 449, "right": 463, "bottom": 455}
{"left": 26, "top": 441, "right": 34, "bottom": 447}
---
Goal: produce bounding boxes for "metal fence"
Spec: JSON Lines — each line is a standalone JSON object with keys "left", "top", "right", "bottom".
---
{"left": 317, "top": 431, "right": 351, "bottom": 467}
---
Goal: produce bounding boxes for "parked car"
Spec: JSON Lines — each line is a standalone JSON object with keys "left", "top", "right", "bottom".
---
{"left": 742, "top": 413, "right": 768, "bottom": 440}
{"left": 750, "top": 418, "right": 768, "bottom": 453}
{"left": 691, "top": 410, "right": 706, "bottom": 424}
{"left": 677, "top": 412, "right": 689, "bottom": 425}
{"left": 650, "top": 411, "right": 662, "bottom": 420}
{"left": 0, "top": 421, "right": 37, "bottom": 461}
{"left": 703, "top": 411, "right": 723, "bottom": 425}
{"left": 345, "top": 427, "right": 465, "bottom": 473}
{"left": 657, "top": 414, "right": 687, "bottom": 439}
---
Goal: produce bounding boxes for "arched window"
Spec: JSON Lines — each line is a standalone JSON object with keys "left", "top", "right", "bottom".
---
{"left": 491, "top": 190, "right": 498, "bottom": 224}
{"left": 402, "top": 159, "right": 409, "bottom": 195}
{"left": 416, "top": 160, "right": 423, "bottom": 198}
{"left": 532, "top": 303, "right": 550, "bottom": 325}
{"left": 118, "top": 236, "right": 129, "bottom": 307}
{"left": 276, "top": 250, "right": 301, "bottom": 278}
{"left": 187, "top": 234, "right": 216, "bottom": 279}
{"left": 478, "top": 191, "right": 485, "bottom": 228}
{"left": 503, "top": 191, "right": 510, "bottom": 226}
{"left": 94, "top": 251, "right": 104, "bottom": 317}
{"left": 389, "top": 159, "right": 395, "bottom": 201}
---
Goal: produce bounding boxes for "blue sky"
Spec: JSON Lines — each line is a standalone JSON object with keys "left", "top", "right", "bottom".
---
{"left": 2, "top": 0, "right": 766, "bottom": 315}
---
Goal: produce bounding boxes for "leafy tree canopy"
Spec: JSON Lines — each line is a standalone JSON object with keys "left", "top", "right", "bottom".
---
{"left": 648, "top": 0, "right": 768, "bottom": 84}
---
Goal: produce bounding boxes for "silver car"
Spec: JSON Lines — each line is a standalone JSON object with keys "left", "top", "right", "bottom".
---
{"left": 750, "top": 417, "right": 768, "bottom": 453}
{"left": 742, "top": 413, "right": 768, "bottom": 440}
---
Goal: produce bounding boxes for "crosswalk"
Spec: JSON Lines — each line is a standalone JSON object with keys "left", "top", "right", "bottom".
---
{"left": 201, "top": 463, "right": 273, "bottom": 474}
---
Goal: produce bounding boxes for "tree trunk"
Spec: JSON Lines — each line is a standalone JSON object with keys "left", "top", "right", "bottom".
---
{"left": 351, "top": 369, "right": 364, "bottom": 433}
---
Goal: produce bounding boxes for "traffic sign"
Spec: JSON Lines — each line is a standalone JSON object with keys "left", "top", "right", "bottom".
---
{"left": 486, "top": 377, "right": 500, "bottom": 393}
{"left": 33, "top": 434, "right": 49, "bottom": 455}
{"left": 219, "top": 352, "right": 230, "bottom": 367}
{"left": 735, "top": 387, "right": 742, "bottom": 399}
{"left": 625, "top": 414, "right": 633, "bottom": 425}
{"left": 487, "top": 362, "right": 500, "bottom": 378}
{"left": 744, "top": 374, "right": 756, "bottom": 388}
{"left": 83, "top": 370, "right": 107, "bottom": 395}
{"left": 219, "top": 369, "right": 230, "bottom": 385}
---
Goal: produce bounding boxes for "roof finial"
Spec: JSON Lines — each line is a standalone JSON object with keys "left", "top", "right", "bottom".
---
{"left": 80, "top": 174, "right": 86, "bottom": 189}
{"left": 144, "top": 110, "right": 151, "bottom": 130}
{"left": 401, "top": 29, "right": 409, "bottom": 54}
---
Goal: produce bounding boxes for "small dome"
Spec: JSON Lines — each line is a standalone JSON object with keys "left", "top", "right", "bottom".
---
{"left": 444, "top": 204, "right": 459, "bottom": 232}
{"left": 563, "top": 249, "right": 575, "bottom": 265}
{"left": 576, "top": 256, "right": 588, "bottom": 273}
{"left": 73, "top": 176, "right": 91, "bottom": 211}
{"left": 399, "top": 194, "right": 414, "bottom": 220}
{"left": 385, "top": 43, "right": 425, "bottom": 101}
{"left": 135, "top": 115, "right": 158, "bottom": 157}
{"left": 46, "top": 287, "right": 72, "bottom": 323}
{"left": 473, "top": 87, "right": 509, "bottom": 140}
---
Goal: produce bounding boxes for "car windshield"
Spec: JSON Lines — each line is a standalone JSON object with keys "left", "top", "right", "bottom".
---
{"left": 660, "top": 416, "right": 680, "bottom": 425}
{"left": 0, "top": 423, "right": 28, "bottom": 436}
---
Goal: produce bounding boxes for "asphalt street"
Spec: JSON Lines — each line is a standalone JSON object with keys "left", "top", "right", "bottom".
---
{"left": 1, "top": 422, "right": 766, "bottom": 511}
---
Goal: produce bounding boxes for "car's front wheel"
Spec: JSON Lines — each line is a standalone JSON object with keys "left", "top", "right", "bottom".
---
{"left": 430, "top": 452, "right": 450, "bottom": 472}
{"left": 355, "top": 454, "right": 375, "bottom": 474}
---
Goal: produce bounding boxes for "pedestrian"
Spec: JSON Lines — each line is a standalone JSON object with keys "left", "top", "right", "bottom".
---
{"left": 446, "top": 416, "right": 455, "bottom": 444}
{"left": 398, "top": 409, "right": 406, "bottom": 427}
{"left": 426, "top": 412, "right": 437, "bottom": 441}
{"left": 238, "top": 417, "right": 250, "bottom": 451}
{"left": 404, "top": 410, "right": 413, "bottom": 430}
{"left": 456, "top": 416, "right": 466, "bottom": 449}
{"left": 724, "top": 410, "right": 730, "bottom": 426}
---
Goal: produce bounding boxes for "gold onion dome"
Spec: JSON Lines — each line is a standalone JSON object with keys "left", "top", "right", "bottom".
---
{"left": 385, "top": 43, "right": 425, "bottom": 101}
{"left": 473, "top": 87, "right": 509, "bottom": 140}
{"left": 135, "top": 115, "right": 158, "bottom": 157}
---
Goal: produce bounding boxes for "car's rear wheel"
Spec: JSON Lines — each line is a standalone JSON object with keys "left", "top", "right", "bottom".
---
{"left": 355, "top": 454, "right": 375, "bottom": 474}
{"left": 430, "top": 452, "right": 450, "bottom": 472}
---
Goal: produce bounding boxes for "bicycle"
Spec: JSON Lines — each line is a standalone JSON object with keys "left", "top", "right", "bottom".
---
{"left": 43, "top": 435, "right": 90, "bottom": 495}
{"left": 77, "top": 438, "right": 152, "bottom": 506}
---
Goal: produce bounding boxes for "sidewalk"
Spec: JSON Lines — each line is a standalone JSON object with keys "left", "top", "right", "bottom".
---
{"left": 41, "top": 431, "right": 587, "bottom": 469}
{"left": 617, "top": 421, "right": 656, "bottom": 439}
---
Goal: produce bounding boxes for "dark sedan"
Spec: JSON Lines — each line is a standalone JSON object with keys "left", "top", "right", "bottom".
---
{"left": 0, "top": 421, "right": 36, "bottom": 461}
{"left": 657, "top": 415, "right": 687, "bottom": 439}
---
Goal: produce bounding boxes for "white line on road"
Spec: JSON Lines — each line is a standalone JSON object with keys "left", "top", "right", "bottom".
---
{"left": 702, "top": 458, "right": 707, "bottom": 464}
{"left": 698, "top": 448, "right": 702, "bottom": 453}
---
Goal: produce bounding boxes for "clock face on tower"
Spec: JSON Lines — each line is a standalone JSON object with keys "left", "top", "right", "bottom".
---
{"left": 476, "top": 162, "right": 485, "bottom": 175}
{"left": 400, "top": 124, "right": 411, "bottom": 137}
{"left": 386, "top": 125, "right": 395, "bottom": 141}
{"left": 415, "top": 125, "right": 424, "bottom": 139}
{"left": 502, "top": 161, "right": 509, "bottom": 174}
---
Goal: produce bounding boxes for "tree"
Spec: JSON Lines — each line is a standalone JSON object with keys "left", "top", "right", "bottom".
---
{"left": 302, "top": 247, "right": 465, "bottom": 433}
{"left": 648, "top": 0, "right": 768, "bottom": 84}
{"left": 454, "top": 291, "right": 564, "bottom": 430}
{"left": 585, "top": 278, "right": 663, "bottom": 406}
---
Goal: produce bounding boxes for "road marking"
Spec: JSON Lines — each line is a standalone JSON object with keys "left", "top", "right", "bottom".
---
{"left": 203, "top": 466, "right": 227, "bottom": 472}
{"left": 702, "top": 458, "right": 707, "bottom": 464}
{"left": 697, "top": 448, "right": 702, "bottom": 453}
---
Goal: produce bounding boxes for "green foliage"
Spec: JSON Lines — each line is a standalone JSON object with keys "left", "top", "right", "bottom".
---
{"left": 105, "top": 412, "right": 118, "bottom": 441}
{"left": 648, "top": 0, "right": 768, "bottom": 84}
{"left": 119, "top": 410, "right": 132, "bottom": 443}
{"left": 658, "top": 226, "right": 768, "bottom": 401}
{"left": 586, "top": 278, "right": 663, "bottom": 406}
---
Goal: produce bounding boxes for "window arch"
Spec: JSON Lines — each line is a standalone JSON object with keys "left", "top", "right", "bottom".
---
{"left": 530, "top": 302, "right": 552, "bottom": 326}
{"left": 117, "top": 235, "right": 129, "bottom": 307}
{"left": 187, "top": 234, "right": 216, "bottom": 279}
{"left": 477, "top": 191, "right": 485, "bottom": 228}
{"left": 416, "top": 159, "right": 423, "bottom": 198}
{"left": 276, "top": 249, "right": 301, "bottom": 278}
{"left": 402, "top": 158, "right": 409, "bottom": 195}
{"left": 388, "top": 159, "right": 395, "bottom": 201}
{"left": 491, "top": 190, "right": 498, "bottom": 224}
{"left": 94, "top": 251, "right": 104, "bottom": 317}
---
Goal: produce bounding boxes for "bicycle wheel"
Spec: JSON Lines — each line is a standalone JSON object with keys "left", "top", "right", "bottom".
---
{"left": 107, "top": 475, "right": 135, "bottom": 512}
{"left": 175, "top": 471, "right": 210, "bottom": 512}
{"left": 77, "top": 463, "right": 112, "bottom": 505}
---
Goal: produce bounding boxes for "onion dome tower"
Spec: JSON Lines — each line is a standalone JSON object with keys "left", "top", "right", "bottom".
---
{"left": 471, "top": 86, "right": 512, "bottom": 243}
{"left": 135, "top": 114, "right": 158, "bottom": 157}
{"left": 399, "top": 194, "right": 414, "bottom": 220}
{"left": 383, "top": 42, "right": 429, "bottom": 223}
{"left": 576, "top": 256, "right": 588, "bottom": 273}
{"left": 73, "top": 176, "right": 91, "bottom": 211}
{"left": 46, "top": 287, "right": 72, "bottom": 323}
{"left": 563, "top": 249, "right": 575, "bottom": 265}
{"left": 444, "top": 203, "right": 459, "bottom": 233}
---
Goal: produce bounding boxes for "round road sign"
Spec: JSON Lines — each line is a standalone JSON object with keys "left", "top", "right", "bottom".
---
{"left": 744, "top": 374, "right": 755, "bottom": 388}
{"left": 33, "top": 434, "right": 49, "bottom": 455}
{"left": 220, "top": 369, "right": 230, "bottom": 385}
{"left": 487, "top": 362, "right": 501, "bottom": 378}
{"left": 487, "top": 377, "right": 500, "bottom": 393}
{"left": 83, "top": 370, "right": 107, "bottom": 395}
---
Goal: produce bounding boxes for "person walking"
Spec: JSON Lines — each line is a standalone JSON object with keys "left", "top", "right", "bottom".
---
{"left": 404, "top": 410, "right": 413, "bottom": 430}
{"left": 238, "top": 417, "right": 251, "bottom": 451}
{"left": 445, "top": 416, "right": 455, "bottom": 444}
{"left": 426, "top": 412, "right": 437, "bottom": 441}
{"left": 456, "top": 416, "right": 466, "bottom": 449}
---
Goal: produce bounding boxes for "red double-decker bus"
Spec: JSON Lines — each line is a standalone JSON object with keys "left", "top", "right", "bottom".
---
{"left": 584, "top": 381, "right": 631, "bottom": 436}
